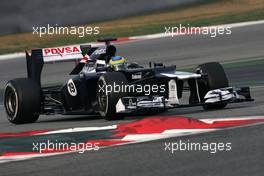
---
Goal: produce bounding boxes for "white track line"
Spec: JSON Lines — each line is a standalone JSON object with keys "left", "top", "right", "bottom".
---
{"left": 130, "top": 20, "right": 264, "bottom": 40}
{"left": 37, "top": 125, "right": 117, "bottom": 135}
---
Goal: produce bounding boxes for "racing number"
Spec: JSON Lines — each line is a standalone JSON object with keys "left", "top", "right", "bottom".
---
{"left": 67, "top": 79, "right": 77, "bottom": 96}
{"left": 68, "top": 82, "right": 75, "bottom": 93}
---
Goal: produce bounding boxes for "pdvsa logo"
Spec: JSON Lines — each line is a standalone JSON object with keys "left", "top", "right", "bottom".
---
{"left": 43, "top": 46, "right": 81, "bottom": 56}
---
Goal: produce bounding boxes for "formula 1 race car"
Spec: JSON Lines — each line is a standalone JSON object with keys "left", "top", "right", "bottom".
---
{"left": 4, "top": 38, "right": 254, "bottom": 124}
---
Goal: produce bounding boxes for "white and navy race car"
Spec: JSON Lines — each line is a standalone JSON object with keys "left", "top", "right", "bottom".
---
{"left": 4, "top": 38, "right": 253, "bottom": 124}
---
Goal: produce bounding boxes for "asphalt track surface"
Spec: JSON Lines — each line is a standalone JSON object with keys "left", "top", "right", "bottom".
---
{"left": 1, "top": 23, "right": 264, "bottom": 175}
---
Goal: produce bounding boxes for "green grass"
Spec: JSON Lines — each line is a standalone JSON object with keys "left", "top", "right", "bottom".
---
{"left": 1, "top": 9, "right": 264, "bottom": 55}
{"left": 39, "top": 10, "right": 264, "bottom": 46}
{"left": 102, "top": 10, "right": 264, "bottom": 38}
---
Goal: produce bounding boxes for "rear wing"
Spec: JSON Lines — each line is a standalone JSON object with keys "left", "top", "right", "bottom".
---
{"left": 26, "top": 45, "right": 95, "bottom": 85}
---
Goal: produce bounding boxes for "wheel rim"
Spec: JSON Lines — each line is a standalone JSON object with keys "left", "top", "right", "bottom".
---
{"left": 98, "top": 79, "right": 108, "bottom": 114}
{"left": 4, "top": 85, "right": 18, "bottom": 120}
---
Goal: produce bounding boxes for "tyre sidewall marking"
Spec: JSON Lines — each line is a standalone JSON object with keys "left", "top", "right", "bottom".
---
{"left": 99, "top": 76, "right": 108, "bottom": 115}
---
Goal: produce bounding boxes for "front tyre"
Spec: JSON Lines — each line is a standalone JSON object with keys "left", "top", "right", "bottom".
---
{"left": 4, "top": 78, "right": 41, "bottom": 124}
{"left": 196, "top": 62, "right": 229, "bottom": 110}
{"left": 97, "top": 72, "right": 127, "bottom": 120}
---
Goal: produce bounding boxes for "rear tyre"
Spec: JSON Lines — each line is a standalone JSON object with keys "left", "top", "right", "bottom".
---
{"left": 196, "top": 62, "right": 229, "bottom": 110}
{"left": 4, "top": 78, "right": 41, "bottom": 124}
{"left": 97, "top": 72, "right": 127, "bottom": 120}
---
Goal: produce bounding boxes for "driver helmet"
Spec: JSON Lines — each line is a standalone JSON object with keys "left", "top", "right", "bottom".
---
{"left": 109, "top": 56, "right": 126, "bottom": 71}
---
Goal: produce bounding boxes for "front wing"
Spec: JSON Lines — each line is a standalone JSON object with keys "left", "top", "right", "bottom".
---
{"left": 115, "top": 87, "right": 254, "bottom": 113}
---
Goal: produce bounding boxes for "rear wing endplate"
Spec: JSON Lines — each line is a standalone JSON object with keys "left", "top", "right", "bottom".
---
{"left": 26, "top": 45, "right": 93, "bottom": 85}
